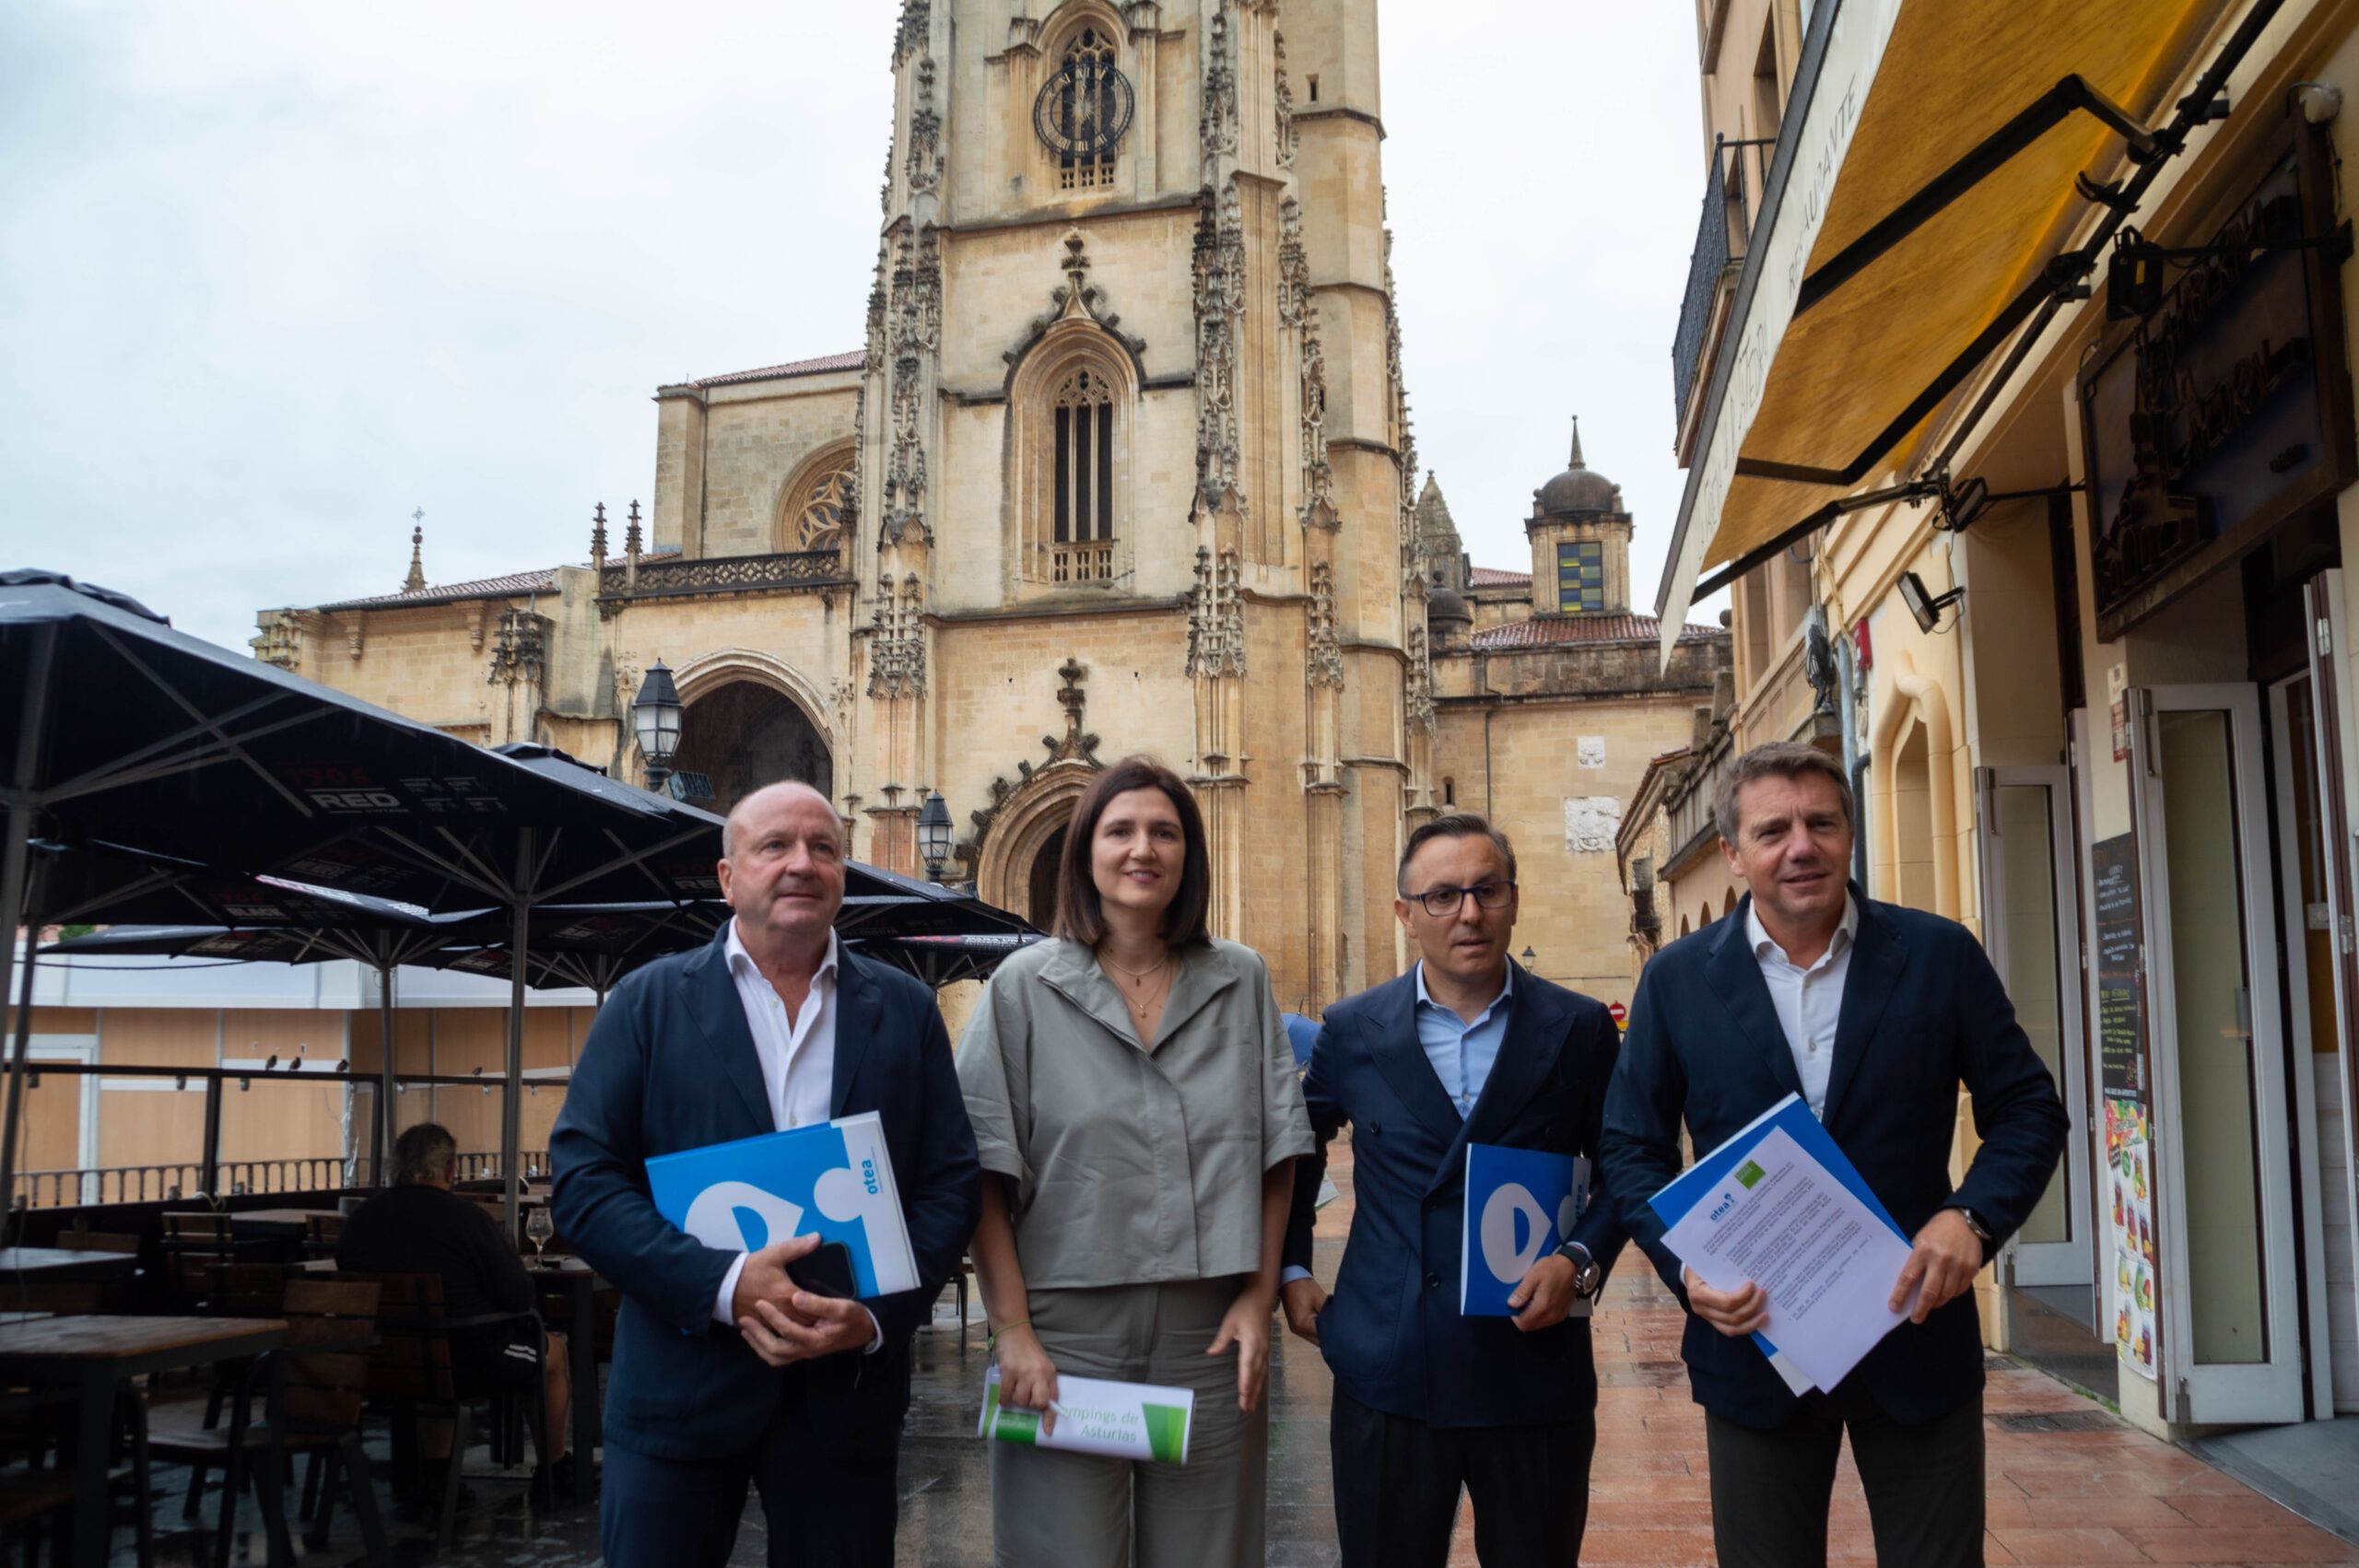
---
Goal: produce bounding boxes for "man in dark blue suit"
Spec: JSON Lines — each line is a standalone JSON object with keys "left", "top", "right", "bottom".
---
{"left": 551, "top": 781, "right": 980, "bottom": 1568}
{"left": 1601, "top": 743, "right": 2066, "bottom": 1568}
{"left": 1279, "top": 813, "right": 1625, "bottom": 1567}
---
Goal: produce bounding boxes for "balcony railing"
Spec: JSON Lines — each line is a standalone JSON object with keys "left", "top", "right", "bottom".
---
{"left": 1049, "top": 541, "right": 1117, "bottom": 584}
{"left": 599, "top": 547, "right": 851, "bottom": 603}
{"left": 1671, "top": 136, "right": 1777, "bottom": 429}
{"left": 4, "top": 1061, "right": 565, "bottom": 1211}
{"left": 16, "top": 1151, "right": 550, "bottom": 1211}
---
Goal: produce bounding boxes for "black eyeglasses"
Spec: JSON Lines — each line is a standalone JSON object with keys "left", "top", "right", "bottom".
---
{"left": 1408, "top": 881, "right": 1516, "bottom": 918}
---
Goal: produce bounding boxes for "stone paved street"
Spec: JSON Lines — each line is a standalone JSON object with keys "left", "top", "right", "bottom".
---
{"left": 116, "top": 1138, "right": 2359, "bottom": 1565}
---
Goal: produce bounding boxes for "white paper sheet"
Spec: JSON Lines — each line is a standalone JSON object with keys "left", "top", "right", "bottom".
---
{"left": 1661, "top": 1123, "right": 1918, "bottom": 1392}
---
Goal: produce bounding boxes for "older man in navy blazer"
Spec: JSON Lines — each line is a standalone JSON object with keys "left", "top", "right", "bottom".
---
{"left": 1279, "top": 813, "right": 1626, "bottom": 1567}
{"left": 551, "top": 781, "right": 980, "bottom": 1568}
{"left": 1601, "top": 743, "right": 2066, "bottom": 1568}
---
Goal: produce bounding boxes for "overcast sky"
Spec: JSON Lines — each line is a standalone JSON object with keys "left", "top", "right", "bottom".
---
{"left": 0, "top": 3, "right": 1711, "bottom": 655}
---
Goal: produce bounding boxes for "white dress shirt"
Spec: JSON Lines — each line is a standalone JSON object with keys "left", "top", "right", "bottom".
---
{"left": 1746, "top": 895, "right": 1858, "bottom": 1119}
{"left": 710, "top": 920, "right": 878, "bottom": 1351}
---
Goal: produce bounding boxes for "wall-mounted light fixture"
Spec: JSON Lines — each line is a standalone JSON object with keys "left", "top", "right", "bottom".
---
{"left": 1898, "top": 570, "right": 1965, "bottom": 633}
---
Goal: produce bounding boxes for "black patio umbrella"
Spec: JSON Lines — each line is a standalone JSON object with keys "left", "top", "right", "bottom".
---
{"left": 39, "top": 905, "right": 484, "bottom": 1186}
{"left": 432, "top": 877, "right": 1040, "bottom": 998}
{"left": 428, "top": 899, "right": 730, "bottom": 1017}
{"left": 847, "top": 930, "right": 1045, "bottom": 988}
{"left": 0, "top": 572, "right": 718, "bottom": 1233}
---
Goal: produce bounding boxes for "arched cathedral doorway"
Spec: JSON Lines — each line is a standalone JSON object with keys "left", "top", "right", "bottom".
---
{"left": 672, "top": 680, "right": 832, "bottom": 815}
{"left": 1027, "top": 825, "right": 1067, "bottom": 930}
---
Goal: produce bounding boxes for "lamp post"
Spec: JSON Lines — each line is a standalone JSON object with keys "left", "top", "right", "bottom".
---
{"left": 1520, "top": 944, "right": 1537, "bottom": 974}
{"left": 918, "top": 790, "right": 954, "bottom": 883}
{"left": 630, "top": 661, "right": 683, "bottom": 792}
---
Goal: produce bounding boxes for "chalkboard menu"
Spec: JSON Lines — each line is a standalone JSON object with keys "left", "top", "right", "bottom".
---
{"left": 2092, "top": 833, "right": 2146, "bottom": 1097}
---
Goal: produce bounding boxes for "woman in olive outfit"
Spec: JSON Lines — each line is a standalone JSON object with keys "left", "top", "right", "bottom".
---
{"left": 957, "top": 755, "right": 1313, "bottom": 1566}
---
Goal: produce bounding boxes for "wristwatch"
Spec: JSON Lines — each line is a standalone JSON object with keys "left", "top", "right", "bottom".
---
{"left": 1554, "top": 1241, "right": 1604, "bottom": 1300}
{"left": 1949, "top": 1205, "right": 1994, "bottom": 1257}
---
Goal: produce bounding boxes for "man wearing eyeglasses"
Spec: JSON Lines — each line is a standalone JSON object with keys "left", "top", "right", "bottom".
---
{"left": 1279, "top": 813, "right": 1627, "bottom": 1567}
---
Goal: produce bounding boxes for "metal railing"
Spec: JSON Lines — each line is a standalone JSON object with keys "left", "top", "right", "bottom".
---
{"left": 1671, "top": 136, "right": 1777, "bottom": 427}
{"left": 3, "top": 1061, "right": 568, "bottom": 1211}
{"left": 16, "top": 1150, "right": 549, "bottom": 1211}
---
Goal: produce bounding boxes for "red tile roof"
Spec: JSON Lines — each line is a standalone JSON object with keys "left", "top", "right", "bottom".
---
{"left": 315, "top": 547, "right": 682, "bottom": 611}
{"left": 1469, "top": 614, "right": 1721, "bottom": 650}
{"left": 679, "top": 351, "right": 865, "bottom": 390}
{"left": 1467, "top": 566, "right": 1532, "bottom": 589}
{"left": 318, "top": 568, "right": 558, "bottom": 611}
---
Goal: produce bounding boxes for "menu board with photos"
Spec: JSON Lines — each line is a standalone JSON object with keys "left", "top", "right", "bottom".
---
{"left": 2091, "top": 834, "right": 2146, "bottom": 1098}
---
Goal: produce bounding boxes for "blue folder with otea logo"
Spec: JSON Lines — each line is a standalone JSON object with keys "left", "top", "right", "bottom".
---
{"left": 645, "top": 1111, "right": 919, "bottom": 1299}
{"left": 1461, "top": 1143, "right": 1592, "bottom": 1317}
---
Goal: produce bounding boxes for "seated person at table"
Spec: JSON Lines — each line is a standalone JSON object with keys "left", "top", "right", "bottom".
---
{"left": 337, "top": 1123, "right": 573, "bottom": 1487}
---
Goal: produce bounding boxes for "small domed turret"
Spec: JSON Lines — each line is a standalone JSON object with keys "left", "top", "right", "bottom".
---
{"left": 1532, "top": 417, "right": 1625, "bottom": 519}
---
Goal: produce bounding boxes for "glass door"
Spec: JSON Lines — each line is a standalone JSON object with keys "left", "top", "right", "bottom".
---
{"left": 1974, "top": 766, "right": 2090, "bottom": 1292}
{"left": 2297, "top": 569, "right": 2359, "bottom": 1412}
{"left": 2130, "top": 684, "right": 2305, "bottom": 1422}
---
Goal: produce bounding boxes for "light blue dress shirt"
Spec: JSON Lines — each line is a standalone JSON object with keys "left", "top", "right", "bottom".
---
{"left": 1279, "top": 964, "right": 1516, "bottom": 1288}
{"left": 1414, "top": 961, "right": 1513, "bottom": 1117}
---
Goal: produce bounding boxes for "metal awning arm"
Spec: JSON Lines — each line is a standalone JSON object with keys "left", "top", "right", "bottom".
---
{"left": 1796, "top": 74, "right": 2160, "bottom": 316}
{"left": 1693, "top": 477, "right": 1944, "bottom": 602}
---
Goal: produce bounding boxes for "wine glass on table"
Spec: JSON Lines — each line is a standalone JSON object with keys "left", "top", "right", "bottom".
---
{"left": 524, "top": 1206, "right": 555, "bottom": 1266}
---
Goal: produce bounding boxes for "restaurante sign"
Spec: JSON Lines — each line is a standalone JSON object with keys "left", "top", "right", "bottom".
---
{"left": 2080, "top": 123, "right": 2355, "bottom": 639}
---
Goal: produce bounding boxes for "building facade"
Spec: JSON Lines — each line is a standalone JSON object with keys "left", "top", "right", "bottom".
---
{"left": 243, "top": 0, "right": 1723, "bottom": 1018}
{"left": 1645, "top": 0, "right": 2359, "bottom": 1440}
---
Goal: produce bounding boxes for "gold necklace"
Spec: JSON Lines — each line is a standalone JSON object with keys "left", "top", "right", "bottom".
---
{"left": 1121, "top": 962, "right": 1175, "bottom": 1024}
{"left": 1100, "top": 947, "right": 1172, "bottom": 989}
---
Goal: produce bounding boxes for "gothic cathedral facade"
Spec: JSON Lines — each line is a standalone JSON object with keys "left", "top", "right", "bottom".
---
{"left": 254, "top": 0, "right": 1729, "bottom": 1013}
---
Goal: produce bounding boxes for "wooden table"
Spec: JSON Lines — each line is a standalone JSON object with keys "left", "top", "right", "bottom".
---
{"left": 528, "top": 1257, "right": 602, "bottom": 1502}
{"left": 0, "top": 1315, "right": 292, "bottom": 1568}
{"left": 223, "top": 1208, "right": 342, "bottom": 1234}
{"left": 0, "top": 1247, "right": 140, "bottom": 1283}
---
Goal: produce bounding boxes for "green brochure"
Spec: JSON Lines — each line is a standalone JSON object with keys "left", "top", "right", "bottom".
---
{"left": 979, "top": 1365, "right": 1193, "bottom": 1465}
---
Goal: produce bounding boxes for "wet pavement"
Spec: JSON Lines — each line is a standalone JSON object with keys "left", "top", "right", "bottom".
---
{"left": 101, "top": 1138, "right": 2359, "bottom": 1564}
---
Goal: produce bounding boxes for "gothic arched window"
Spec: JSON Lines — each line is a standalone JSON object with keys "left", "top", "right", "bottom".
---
{"left": 1050, "top": 28, "right": 1121, "bottom": 191}
{"left": 779, "top": 448, "right": 855, "bottom": 553}
{"left": 1053, "top": 367, "right": 1115, "bottom": 556}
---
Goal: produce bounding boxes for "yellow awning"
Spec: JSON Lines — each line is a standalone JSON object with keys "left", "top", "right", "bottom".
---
{"left": 1658, "top": 0, "right": 2230, "bottom": 658}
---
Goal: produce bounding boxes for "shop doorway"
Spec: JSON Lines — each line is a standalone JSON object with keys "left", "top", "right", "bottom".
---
{"left": 2131, "top": 683, "right": 2306, "bottom": 1423}
{"left": 1976, "top": 765, "right": 2089, "bottom": 1294}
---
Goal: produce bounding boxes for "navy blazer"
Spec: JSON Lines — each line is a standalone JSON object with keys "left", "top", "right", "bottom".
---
{"left": 1281, "top": 965, "right": 1628, "bottom": 1429}
{"left": 1599, "top": 889, "right": 2067, "bottom": 1431}
{"left": 549, "top": 927, "right": 981, "bottom": 1462}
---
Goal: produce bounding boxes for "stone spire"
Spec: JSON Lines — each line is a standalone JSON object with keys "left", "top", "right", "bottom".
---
{"left": 590, "top": 502, "right": 608, "bottom": 571}
{"left": 402, "top": 521, "right": 427, "bottom": 593}
{"left": 1567, "top": 415, "right": 1586, "bottom": 471}
{"left": 1414, "top": 474, "right": 1465, "bottom": 595}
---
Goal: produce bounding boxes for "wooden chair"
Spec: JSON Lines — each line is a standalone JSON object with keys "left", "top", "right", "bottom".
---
{"left": 160, "top": 1214, "right": 237, "bottom": 1308}
{"left": 0, "top": 1387, "right": 153, "bottom": 1567}
{"left": 301, "top": 1213, "right": 345, "bottom": 1258}
{"left": 0, "top": 1469, "right": 79, "bottom": 1567}
{"left": 202, "top": 1262, "right": 297, "bottom": 1319}
{"left": 0, "top": 1282, "right": 100, "bottom": 1316}
{"left": 334, "top": 1270, "right": 549, "bottom": 1552}
{"left": 52, "top": 1231, "right": 141, "bottom": 1254}
{"left": 148, "top": 1279, "right": 388, "bottom": 1568}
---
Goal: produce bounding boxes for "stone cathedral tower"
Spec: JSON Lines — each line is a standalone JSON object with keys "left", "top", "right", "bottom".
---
{"left": 852, "top": 0, "right": 1425, "bottom": 1005}
{"left": 257, "top": 1, "right": 1729, "bottom": 1020}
